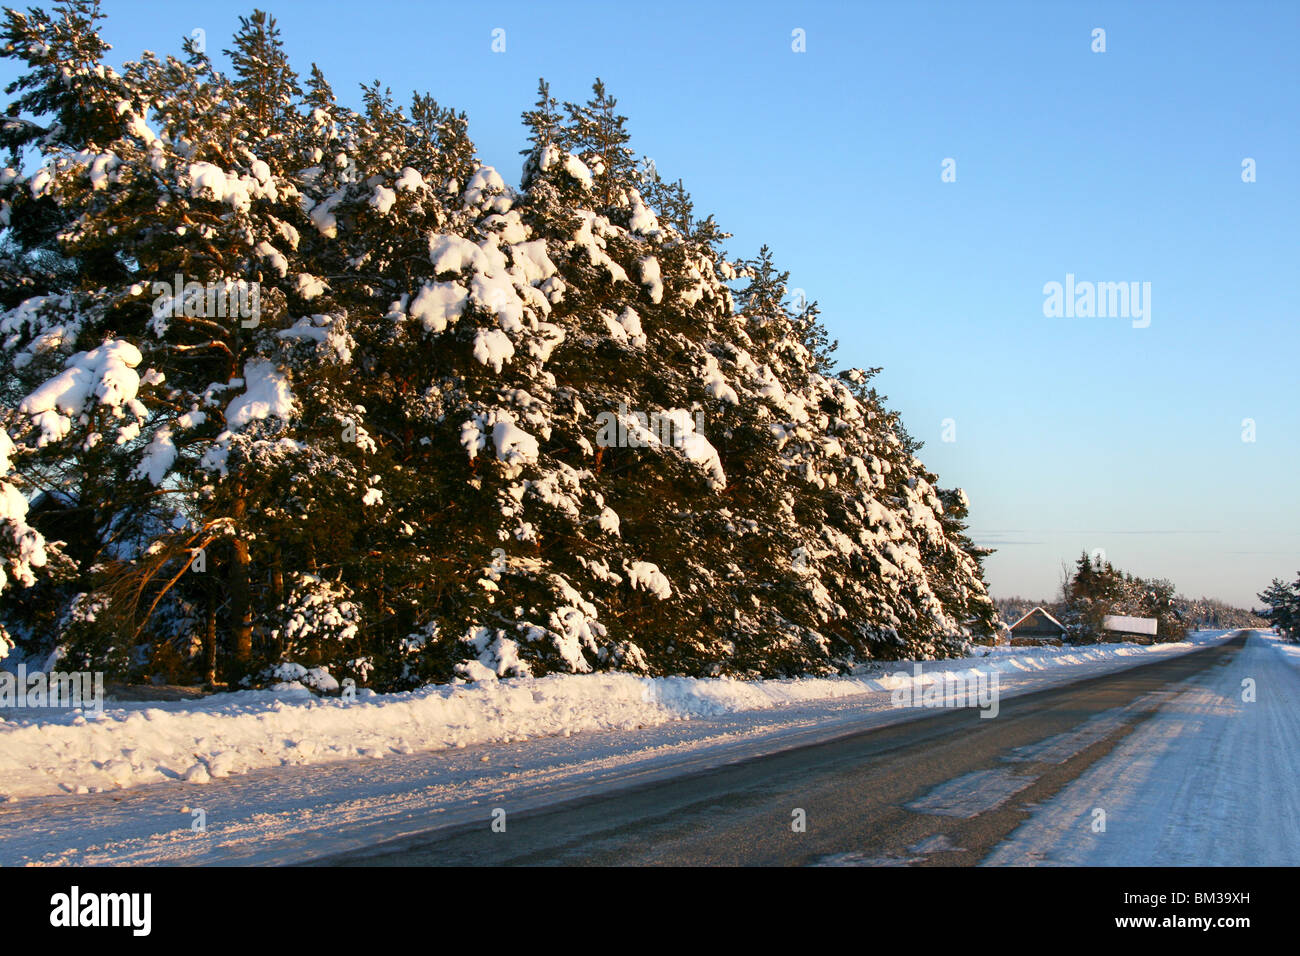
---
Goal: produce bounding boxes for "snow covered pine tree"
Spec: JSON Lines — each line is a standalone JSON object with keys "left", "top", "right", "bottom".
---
{"left": 0, "top": 3, "right": 996, "bottom": 690}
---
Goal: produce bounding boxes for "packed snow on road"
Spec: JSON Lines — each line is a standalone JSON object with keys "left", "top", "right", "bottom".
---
{"left": 984, "top": 630, "right": 1300, "bottom": 866}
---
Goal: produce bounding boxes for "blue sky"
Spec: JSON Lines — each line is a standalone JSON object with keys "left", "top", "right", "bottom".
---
{"left": 6, "top": 0, "right": 1297, "bottom": 606}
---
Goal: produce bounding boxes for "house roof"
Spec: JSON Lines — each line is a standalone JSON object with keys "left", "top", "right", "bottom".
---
{"left": 1008, "top": 606, "right": 1067, "bottom": 632}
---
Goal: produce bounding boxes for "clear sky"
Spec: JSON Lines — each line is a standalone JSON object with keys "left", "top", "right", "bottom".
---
{"left": 5, "top": 0, "right": 1297, "bottom": 607}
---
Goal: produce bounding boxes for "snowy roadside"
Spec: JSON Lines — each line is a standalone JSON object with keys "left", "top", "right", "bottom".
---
{"left": 0, "top": 632, "right": 1243, "bottom": 866}
{"left": 0, "top": 631, "right": 1235, "bottom": 804}
{"left": 983, "top": 630, "right": 1300, "bottom": 865}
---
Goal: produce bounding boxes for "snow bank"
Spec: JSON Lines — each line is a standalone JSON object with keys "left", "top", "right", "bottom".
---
{"left": 1266, "top": 631, "right": 1300, "bottom": 671}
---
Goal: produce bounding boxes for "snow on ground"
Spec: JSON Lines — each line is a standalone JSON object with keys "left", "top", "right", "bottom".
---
{"left": 0, "top": 632, "right": 1232, "bottom": 802}
{"left": 0, "top": 632, "right": 1236, "bottom": 866}
{"left": 984, "top": 630, "right": 1300, "bottom": 866}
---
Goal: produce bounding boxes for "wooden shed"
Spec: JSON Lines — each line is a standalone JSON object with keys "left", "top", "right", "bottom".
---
{"left": 1008, "top": 607, "right": 1067, "bottom": 645}
{"left": 1101, "top": 614, "right": 1158, "bottom": 644}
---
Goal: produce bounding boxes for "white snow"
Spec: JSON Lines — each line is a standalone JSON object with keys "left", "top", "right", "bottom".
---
{"left": 639, "top": 255, "right": 663, "bottom": 303}
{"left": 276, "top": 314, "right": 353, "bottom": 364}
{"left": 0, "top": 461, "right": 48, "bottom": 593}
{"left": 223, "top": 360, "right": 295, "bottom": 429}
{"left": 395, "top": 167, "right": 425, "bottom": 192}
{"left": 429, "top": 234, "right": 487, "bottom": 275}
{"left": 0, "top": 632, "right": 1244, "bottom": 865}
{"left": 131, "top": 426, "right": 177, "bottom": 486}
{"left": 305, "top": 189, "right": 344, "bottom": 237}
{"left": 563, "top": 153, "right": 593, "bottom": 188}
{"left": 472, "top": 328, "right": 515, "bottom": 372}
{"left": 1101, "top": 614, "right": 1158, "bottom": 636}
{"left": 0, "top": 429, "right": 14, "bottom": 474}
{"left": 627, "top": 191, "right": 660, "bottom": 236}
{"left": 187, "top": 161, "right": 275, "bottom": 213}
{"left": 602, "top": 306, "right": 646, "bottom": 348}
{"left": 491, "top": 416, "right": 540, "bottom": 472}
{"left": 462, "top": 166, "right": 511, "bottom": 211}
{"left": 482, "top": 210, "right": 528, "bottom": 245}
{"left": 459, "top": 416, "right": 486, "bottom": 460}
{"left": 984, "top": 630, "right": 1299, "bottom": 866}
{"left": 254, "top": 240, "right": 289, "bottom": 278}
{"left": 700, "top": 354, "right": 739, "bottom": 405}
{"left": 460, "top": 627, "right": 529, "bottom": 680}
{"left": 535, "top": 148, "right": 593, "bottom": 190}
{"left": 408, "top": 281, "right": 468, "bottom": 333}
{"left": 369, "top": 184, "right": 397, "bottom": 215}
{"left": 627, "top": 561, "right": 672, "bottom": 599}
{"left": 598, "top": 505, "right": 620, "bottom": 536}
{"left": 510, "top": 239, "right": 557, "bottom": 284}
{"left": 187, "top": 162, "right": 231, "bottom": 203}
{"left": 661, "top": 408, "right": 726, "bottom": 491}
{"left": 571, "top": 211, "right": 628, "bottom": 283}
{"left": 293, "top": 273, "right": 328, "bottom": 300}
{"left": 19, "top": 339, "right": 142, "bottom": 417}
{"left": 470, "top": 269, "right": 526, "bottom": 331}
{"left": 18, "top": 340, "right": 142, "bottom": 445}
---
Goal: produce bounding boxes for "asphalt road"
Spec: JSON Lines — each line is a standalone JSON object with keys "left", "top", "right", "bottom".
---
{"left": 314, "top": 633, "right": 1247, "bottom": 866}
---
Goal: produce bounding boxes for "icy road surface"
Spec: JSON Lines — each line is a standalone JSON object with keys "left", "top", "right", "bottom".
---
{"left": 984, "top": 630, "right": 1300, "bottom": 865}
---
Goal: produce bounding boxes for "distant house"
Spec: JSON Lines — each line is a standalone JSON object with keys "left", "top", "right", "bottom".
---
{"left": 1102, "top": 614, "right": 1158, "bottom": 644}
{"left": 1008, "top": 607, "right": 1067, "bottom": 645}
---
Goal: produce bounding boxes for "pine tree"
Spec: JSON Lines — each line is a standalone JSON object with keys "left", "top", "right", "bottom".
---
{"left": 520, "top": 78, "right": 562, "bottom": 158}
{"left": 1258, "top": 577, "right": 1299, "bottom": 639}
{"left": 737, "top": 245, "right": 790, "bottom": 345}
{"left": 303, "top": 63, "right": 335, "bottom": 113}
{"left": 0, "top": 0, "right": 127, "bottom": 157}
{"left": 794, "top": 297, "right": 837, "bottom": 374}
{"left": 0, "top": 10, "right": 999, "bottom": 690}
{"left": 410, "top": 92, "right": 476, "bottom": 191}
{"left": 563, "top": 78, "right": 636, "bottom": 206}
{"left": 223, "top": 9, "right": 300, "bottom": 150}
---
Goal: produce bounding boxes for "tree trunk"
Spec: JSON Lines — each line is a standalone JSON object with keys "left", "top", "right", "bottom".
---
{"left": 271, "top": 544, "right": 285, "bottom": 659}
{"left": 228, "top": 491, "right": 254, "bottom": 675}
{"left": 204, "top": 591, "right": 218, "bottom": 686}
{"left": 230, "top": 538, "right": 253, "bottom": 670}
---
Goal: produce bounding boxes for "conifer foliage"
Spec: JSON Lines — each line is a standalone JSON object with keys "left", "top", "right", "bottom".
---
{"left": 0, "top": 3, "right": 996, "bottom": 688}
{"left": 1257, "top": 576, "right": 1300, "bottom": 640}
{"left": 1057, "top": 552, "right": 1187, "bottom": 643}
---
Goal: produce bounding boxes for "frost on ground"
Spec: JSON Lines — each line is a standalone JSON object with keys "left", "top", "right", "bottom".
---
{"left": 0, "top": 633, "right": 1236, "bottom": 866}
{"left": 984, "top": 630, "right": 1300, "bottom": 866}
